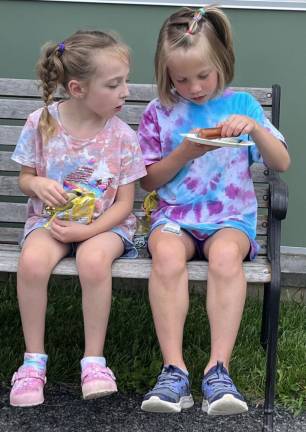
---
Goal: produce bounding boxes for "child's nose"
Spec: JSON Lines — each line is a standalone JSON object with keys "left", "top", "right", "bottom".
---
{"left": 121, "top": 82, "right": 130, "bottom": 99}
{"left": 190, "top": 81, "right": 202, "bottom": 94}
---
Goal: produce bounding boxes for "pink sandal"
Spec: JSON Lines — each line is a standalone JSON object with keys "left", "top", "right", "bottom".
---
{"left": 81, "top": 363, "right": 117, "bottom": 400}
{"left": 10, "top": 365, "right": 46, "bottom": 407}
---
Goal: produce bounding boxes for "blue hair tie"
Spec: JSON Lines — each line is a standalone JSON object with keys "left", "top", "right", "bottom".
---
{"left": 58, "top": 42, "right": 65, "bottom": 55}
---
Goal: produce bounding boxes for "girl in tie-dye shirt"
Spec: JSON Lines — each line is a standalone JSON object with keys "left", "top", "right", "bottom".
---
{"left": 10, "top": 31, "right": 146, "bottom": 408}
{"left": 138, "top": 6, "right": 290, "bottom": 416}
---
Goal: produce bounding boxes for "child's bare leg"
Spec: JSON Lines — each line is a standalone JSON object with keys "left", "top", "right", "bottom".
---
{"left": 17, "top": 228, "right": 70, "bottom": 353}
{"left": 203, "top": 228, "right": 250, "bottom": 374}
{"left": 148, "top": 226, "right": 195, "bottom": 371}
{"left": 76, "top": 232, "right": 124, "bottom": 357}
{"left": 141, "top": 226, "right": 196, "bottom": 413}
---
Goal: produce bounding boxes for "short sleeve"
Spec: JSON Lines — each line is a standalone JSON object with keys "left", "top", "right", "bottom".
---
{"left": 118, "top": 128, "right": 147, "bottom": 185}
{"left": 138, "top": 101, "right": 162, "bottom": 166}
{"left": 245, "top": 94, "right": 286, "bottom": 164}
{"left": 11, "top": 114, "right": 41, "bottom": 168}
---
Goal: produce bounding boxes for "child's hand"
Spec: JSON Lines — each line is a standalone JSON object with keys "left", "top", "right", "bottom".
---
{"left": 31, "top": 177, "right": 68, "bottom": 207}
{"left": 50, "top": 218, "right": 91, "bottom": 243}
{"left": 218, "top": 115, "right": 259, "bottom": 138}
{"left": 179, "top": 128, "right": 219, "bottom": 162}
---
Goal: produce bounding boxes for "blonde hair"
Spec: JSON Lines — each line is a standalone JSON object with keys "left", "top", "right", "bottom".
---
{"left": 36, "top": 30, "right": 130, "bottom": 143}
{"left": 155, "top": 5, "right": 235, "bottom": 106}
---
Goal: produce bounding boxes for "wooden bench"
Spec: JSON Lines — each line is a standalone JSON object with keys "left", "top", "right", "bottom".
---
{"left": 0, "top": 78, "right": 288, "bottom": 432}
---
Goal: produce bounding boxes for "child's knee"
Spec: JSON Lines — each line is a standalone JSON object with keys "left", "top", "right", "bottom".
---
{"left": 151, "top": 240, "right": 187, "bottom": 278}
{"left": 77, "top": 250, "right": 112, "bottom": 281}
{"left": 18, "top": 248, "right": 52, "bottom": 279}
{"left": 208, "top": 241, "right": 242, "bottom": 277}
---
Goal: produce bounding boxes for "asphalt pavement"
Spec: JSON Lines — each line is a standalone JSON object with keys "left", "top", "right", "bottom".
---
{"left": 0, "top": 383, "right": 305, "bottom": 432}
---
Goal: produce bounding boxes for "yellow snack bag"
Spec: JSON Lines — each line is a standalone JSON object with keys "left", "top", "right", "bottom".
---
{"left": 143, "top": 190, "right": 158, "bottom": 224}
{"left": 44, "top": 188, "right": 95, "bottom": 228}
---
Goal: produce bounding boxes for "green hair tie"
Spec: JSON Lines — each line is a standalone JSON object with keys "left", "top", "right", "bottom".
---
{"left": 198, "top": 7, "right": 206, "bottom": 16}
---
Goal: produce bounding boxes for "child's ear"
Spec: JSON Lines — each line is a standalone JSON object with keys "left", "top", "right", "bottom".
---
{"left": 68, "top": 80, "right": 86, "bottom": 98}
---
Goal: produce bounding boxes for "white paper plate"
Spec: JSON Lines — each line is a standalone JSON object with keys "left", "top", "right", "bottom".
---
{"left": 180, "top": 133, "right": 253, "bottom": 148}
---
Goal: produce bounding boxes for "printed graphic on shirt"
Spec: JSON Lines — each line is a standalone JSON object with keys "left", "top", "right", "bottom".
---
{"left": 44, "top": 163, "right": 114, "bottom": 227}
{"left": 63, "top": 164, "right": 113, "bottom": 197}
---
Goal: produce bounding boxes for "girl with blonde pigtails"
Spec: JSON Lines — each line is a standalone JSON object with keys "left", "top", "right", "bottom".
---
{"left": 138, "top": 5, "right": 290, "bottom": 415}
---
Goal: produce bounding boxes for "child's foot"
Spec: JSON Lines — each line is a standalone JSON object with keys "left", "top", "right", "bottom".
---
{"left": 10, "top": 365, "right": 46, "bottom": 407}
{"left": 141, "top": 365, "right": 194, "bottom": 413}
{"left": 201, "top": 361, "right": 248, "bottom": 415}
{"left": 81, "top": 363, "right": 117, "bottom": 400}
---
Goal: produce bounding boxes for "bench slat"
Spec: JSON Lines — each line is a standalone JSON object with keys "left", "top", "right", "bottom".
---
{"left": 0, "top": 78, "right": 42, "bottom": 97}
{"left": 0, "top": 151, "right": 20, "bottom": 170}
{"left": 0, "top": 99, "right": 43, "bottom": 119}
{"left": 0, "top": 99, "right": 148, "bottom": 125}
{"left": 0, "top": 78, "right": 273, "bottom": 106}
{"left": 0, "top": 79, "right": 158, "bottom": 103}
{"left": 0, "top": 99, "right": 272, "bottom": 124}
{"left": 0, "top": 227, "right": 22, "bottom": 244}
{"left": 0, "top": 245, "right": 271, "bottom": 282}
{"left": 0, "top": 126, "right": 23, "bottom": 145}
{"left": 0, "top": 202, "right": 27, "bottom": 222}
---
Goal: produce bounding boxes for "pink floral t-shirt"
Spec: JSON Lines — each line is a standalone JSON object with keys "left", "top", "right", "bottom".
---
{"left": 12, "top": 102, "right": 147, "bottom": 255}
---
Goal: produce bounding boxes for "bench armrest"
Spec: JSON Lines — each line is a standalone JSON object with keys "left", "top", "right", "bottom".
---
{"left": 269, "top": 174, "right": 288, "bottom": 221}
{"left": 266, "top": 173, "right": 288, "bottom": 262}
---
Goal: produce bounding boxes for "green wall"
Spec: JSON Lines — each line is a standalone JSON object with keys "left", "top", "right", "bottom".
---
{"left": 1, "top": 1, "right": 305, "bottom": 247}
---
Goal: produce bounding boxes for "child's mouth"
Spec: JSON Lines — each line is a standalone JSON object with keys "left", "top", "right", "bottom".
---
{"left": 192, "top": 96, "right": 205, "bottom": 102}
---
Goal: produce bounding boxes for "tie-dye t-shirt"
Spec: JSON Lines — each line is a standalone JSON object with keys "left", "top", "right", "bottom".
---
{"left": 138, "top": 89, "right": 285, "bottom": 259}
{"left": 12, "top": 101, "right": 147, "bottom": 256}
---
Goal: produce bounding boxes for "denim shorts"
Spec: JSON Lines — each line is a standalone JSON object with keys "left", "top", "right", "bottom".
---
{"left": 20, "top": 226, "right": 138, "bottom": 259}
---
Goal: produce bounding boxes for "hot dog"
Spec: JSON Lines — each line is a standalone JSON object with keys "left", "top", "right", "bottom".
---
{"left": 198, "top": 127, "right": 222, "bottom": 140}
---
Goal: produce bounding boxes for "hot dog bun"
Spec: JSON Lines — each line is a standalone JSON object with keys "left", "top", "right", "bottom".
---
{"left": 198, "top": 127, "right": 222, "bottom": 140}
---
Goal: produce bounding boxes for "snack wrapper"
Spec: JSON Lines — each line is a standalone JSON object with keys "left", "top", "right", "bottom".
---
{"left": 44, "top": 188, "right": 95, "bottom": 228}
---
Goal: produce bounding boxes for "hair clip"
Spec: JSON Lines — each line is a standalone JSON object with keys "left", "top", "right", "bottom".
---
{"left": 193, "top": 7, "right": 206, "bottom": 22}
{"left": 58, "top": 42, "right": 65, "bottom": 55}
{"left": 186, "top": 7, "right": 206, "bottom": 35}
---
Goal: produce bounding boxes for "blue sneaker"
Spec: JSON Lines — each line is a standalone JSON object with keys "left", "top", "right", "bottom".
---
{"left": 141, "top": 365, "right": 194, "bottom": 413}
{"left": 201, "top": 361, "right": 248, "bottom": 416}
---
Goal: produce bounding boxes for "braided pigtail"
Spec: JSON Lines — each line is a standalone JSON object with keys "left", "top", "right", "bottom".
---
{"left": 36, "top": 42, "right": 65, "bottom": 144}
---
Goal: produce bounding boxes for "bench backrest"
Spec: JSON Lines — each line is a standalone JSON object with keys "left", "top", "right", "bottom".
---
{"left": 0, "top": 78, "right": 280, "bottom": 256}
